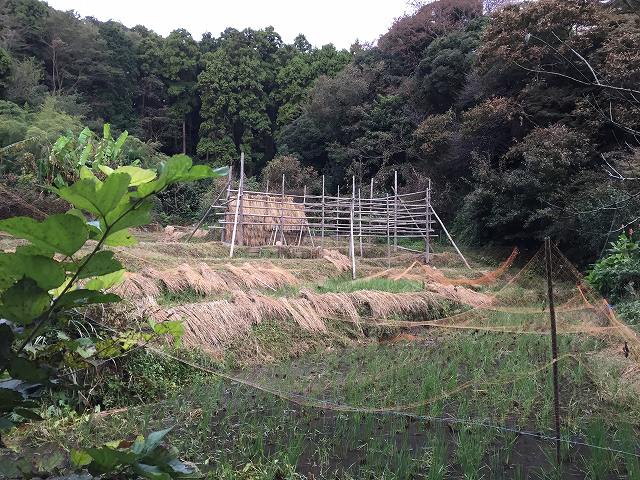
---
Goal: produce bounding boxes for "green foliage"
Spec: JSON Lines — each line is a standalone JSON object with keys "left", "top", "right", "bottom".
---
{"left": 0, "top": 128, "right": 223, "bottom": 434}
{"left": 72, "top": 427, "right": 201, "bottom": 478}
{"left": 587, "top": 233, "right": 640, "bottom": 302}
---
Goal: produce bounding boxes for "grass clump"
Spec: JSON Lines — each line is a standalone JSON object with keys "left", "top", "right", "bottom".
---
{"left": 317, "top": 276, "right": 424, "bottom": 294}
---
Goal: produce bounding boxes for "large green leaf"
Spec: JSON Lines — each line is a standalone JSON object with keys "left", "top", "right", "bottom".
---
{"left": 137, "top": 155, "right": 217, "bottom": 197}
{"left": 95, "top": 173, "right": 132, "bottom": 215}
{"left": 9, "top": 356, "right": 49, "bottom": 383}
{"left": 56, "top": 173, "right": 132, "bottom": 218}
{"left": 104, "top": 229, "right": 137, "bottom": 247}
{"left": 85, "top": 269, "right": 125, "bottom": 291}
{"left": 0, "top": 214, "right": 87, "bottom": 257}
{"left": 101, "top": 165, "right": 156, "bottom": 187}
{"left": 143, "top": 427, "right": 172, "bottom": 454}
{"left": 84, "top": 447, "right": 138, "bottom": 474}
{"left": 0, "top": 253, "right": 65, "bottom": 290}
{"left": 0, "top": 279, "right": 51, "bottom": 325}
{"left": 106, "top": 197, "right": 154, "bottom": 234}
{"left": 55, "top": 289, "right": 120, "bottom": 309}
{"left": 76, "top": 251, "right": 123, "bottom": 279}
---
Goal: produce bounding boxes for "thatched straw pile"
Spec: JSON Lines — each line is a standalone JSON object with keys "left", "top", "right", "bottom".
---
{"left": 225, "top": 193, "right": 307, "bottom": 246}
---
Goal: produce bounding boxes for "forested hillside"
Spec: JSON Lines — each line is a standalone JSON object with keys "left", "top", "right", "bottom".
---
{"left": 1, "top": 0, "right": 639, "bottom": 260}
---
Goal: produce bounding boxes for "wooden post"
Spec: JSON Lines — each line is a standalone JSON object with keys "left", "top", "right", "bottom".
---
{"left": 237, "top": 151, "right": 245, "bottom": 246}
{"left": 265, "top": 177, "right": 269, "bottom": 194}
{"left": 431, "top": 206, "right": 471, "bottom": 269}
{"left": 369, "top": 178, "right": 374, "bottom": 250}
{"left": 321, "top": 175, "right": 325, "bottom": 248}
{"left": 350, "top": 176, "right": 356, "bottom": 279}
{"left": 298, "top": 185, "right": 306, "bottom": 246}
{"left": 545, "top": 237, "right": 562, "bottom": 466}
{"left": 229, "top": 154, "right": 244, "bottom": 258}
{"left": 186, "top": 178, "right": 230, "bottom": 243}
{"left": 336, "top": 185, "right": 340, "bottom": 242}
{"left": 358, "top": 188, "right": 363, "bottom": 257}
{"left": 394, "top": 170, "right": 398, "bottom": 252}
{"left": 220, "top": 164, "right": 233, "bottom": 243}
{"left": 425, "top": 179, "right": 431, "bottom": 264}
{"left": 279, "top": 173, "right": 285, "bottom": 247}
{"left": 386, "top": 193, "right": 391, "bottom": 268}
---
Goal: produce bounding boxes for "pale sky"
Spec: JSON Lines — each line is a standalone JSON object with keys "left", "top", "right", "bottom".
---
{"left": 45, "top": 0, "right": 413, "bottom": 49}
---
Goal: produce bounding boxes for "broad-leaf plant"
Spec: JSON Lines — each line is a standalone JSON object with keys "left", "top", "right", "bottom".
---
{"left": 0, "top": 127, "right": 224, "bottom": 456}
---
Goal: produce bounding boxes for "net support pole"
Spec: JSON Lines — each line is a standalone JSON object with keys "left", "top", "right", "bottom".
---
{"left": 544, "top": 237, "right": 562, "bottom": 467}
{"left": 358, "top": 188, "right": 363, "bottom": 257}
{"left": 229, "top": 154, "right": 244, "bottom": 258}
{"left": 220, "top": 164, "right": 233, "bottom": 243}
{"left": 237, "top": 151, "right": 245, "bottom": 247}
{"left": 279, "top": 173, "right": 286, "bottom": 247}
{"left": 350, "top": 176, "right": 356, "bottom": 279}
{"left": 298, "top": 185, "right": 306, "bottom": 246}
{"left": 336, "top": 185, "right": 340, "bottom": 242}
{"left": 431, "top": 206, "right": 471, "bottom": 269}
{"left": 386, "top": 193, "right": 391, "bottom": 268}
{"left": 394, "top": 170, "right": 398, "bottom": 252}
{"left": 425, "top": 178, "right": 431, "bottom": 264}
{"left": 321, "top": 175, "right": 325, "bottom": 248}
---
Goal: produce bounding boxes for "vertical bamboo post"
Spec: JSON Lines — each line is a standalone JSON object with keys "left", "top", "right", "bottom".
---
{"left": 350, "top": 176, "right": 356, "bottom": 279}
{"left": 221, "top": 164, "right": 233, "bottom": 243}
{"left": 425, "top": 179, "right": 431, "bottom": 264}
{"left": 544, "top": 237, "right": 562, "bottom": 467}
{"left": 298, "top": 185, "right": 306, "bottom": 246}
{"left": 237, "top": 151, "right": 245, "bottom": 246}
{"left": 265, "top": 178, "right": 269, "bottom": 194}
{"left": 336, "top": 185, "right": 340, "bottom": 242}
{"left": 229, "top": 154, "right": 244, "bottom": 257}
{"left": 279, "top": 174, "right": 285, "bottom": 247}
{"left": 369, "top": 178, "right": 374, "bottom": 248}
{"left": 394, "top": 170, "right": 398, "bottom": 252}
{"left": 321, "top": 175, "right": 325, "bottom": 248}
{"left": 358, "top": 188, "right": 363, "bottom": 257}
{"left": 386, "top": 193, "right": 391, "bottom": 268}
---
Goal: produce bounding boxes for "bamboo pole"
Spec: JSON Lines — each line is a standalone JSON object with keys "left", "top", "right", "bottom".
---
{"left": 386, "top": 193, "right": 391, "bottom": 268}
{"left": 279, "top": 173, "right": 285, "bottom": 247}
{"left": 336, "top": 185, "right": 340, "bottom": 242}
{"left": 425, "top": 178, "right": 431, "bottom": 264}
{"left": 229, "top": 154, "right": 244, "bottom": 258}
{"left": 298, "top": 185, "right": 306, "bottom": 246}
{"left": 431, "top": 206, "right": 471, "bottom": 269}
{"left": 220, "top": 164, "right": 233, "bottom": 243}
{"left": 186, "top": 178, "right": 230, "bottom": 243}
{"left": 237, "top": 151, "right": 245, "bottom": 246}
{"left": 350, "top": 176, "right": 356, "bottom": 279}
{"left": 321, "top": 175, "right": 325, "bottom": 248}
{"left": 394, "top": 170, "right": 398, "bottom": 252}
{"left": 358, "top": 188, "right": 363, "bottom": 257}
{"left": 545, "top": 237, "right": 562, "bottom": 467}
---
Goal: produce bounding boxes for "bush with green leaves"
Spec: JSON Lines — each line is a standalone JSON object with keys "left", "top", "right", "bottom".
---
{"left": 0, "top": 132, "right": 225, "bottom": 439}
{"left": 71, "top": 427, "right": 200, "bottom": 479}
{"left": 587, "top": 233, "right": 640, "bottom": 302}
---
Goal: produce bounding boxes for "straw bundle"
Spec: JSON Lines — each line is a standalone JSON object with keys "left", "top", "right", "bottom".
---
{"left": 321, "top": 249, "right": 351, "bottom": 272}
{"left": 149, "top": 289, "right": 454, "bottom": 349}
{"left": 225, "top": 193, "right": 307, "bottom": 246}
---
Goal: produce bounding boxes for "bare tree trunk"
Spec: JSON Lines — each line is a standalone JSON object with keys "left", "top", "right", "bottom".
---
{"left": 182, "top": 118, "right": 187, "bottom": 154}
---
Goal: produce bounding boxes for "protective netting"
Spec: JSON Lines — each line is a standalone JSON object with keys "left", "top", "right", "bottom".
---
{"left": 98, "top": 242, "right": 640, "bottom": 477}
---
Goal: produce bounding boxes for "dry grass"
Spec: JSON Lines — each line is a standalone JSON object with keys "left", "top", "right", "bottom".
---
{"left": 320, "top": 248, "right": 351, "bottom": 272}
{"left": 148, "top": 289, "right": 453, "bottom": 350}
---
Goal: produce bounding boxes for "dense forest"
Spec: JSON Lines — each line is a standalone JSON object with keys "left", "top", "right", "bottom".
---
{"left": 1, "top": 0, "right": 639, "bottom": 260}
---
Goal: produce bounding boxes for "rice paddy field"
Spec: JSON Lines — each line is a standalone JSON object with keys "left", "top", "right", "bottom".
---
{"left": 5, "top": 230, "right": 640, "bottom": 479}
